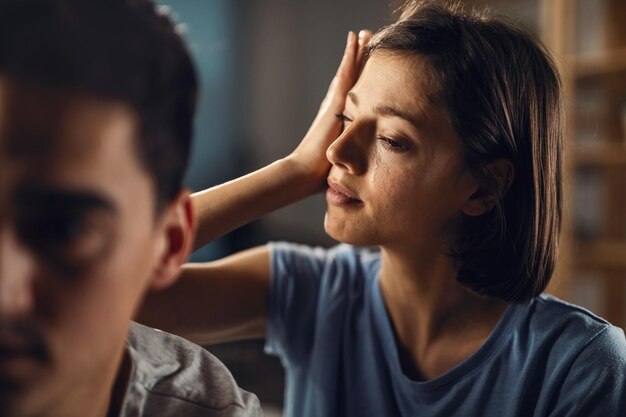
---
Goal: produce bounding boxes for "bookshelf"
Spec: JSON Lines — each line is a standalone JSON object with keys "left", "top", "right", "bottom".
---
{"left": 542, "top": 0, "right": 626, "bottom": 328}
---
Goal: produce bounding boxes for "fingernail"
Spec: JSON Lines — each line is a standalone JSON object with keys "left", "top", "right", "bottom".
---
{"left": 358, "top": 30, "right": 366, "bottom": 42}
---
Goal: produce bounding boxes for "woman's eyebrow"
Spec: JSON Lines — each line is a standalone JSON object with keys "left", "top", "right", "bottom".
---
{"left": 347, "top": 91, "right": 360, "bottom": 106}
{"left": 373, "top": 105, "right": 419, "bottom": 125}
{"left": 348, "top": 91, "right": 421, "bottom": 126}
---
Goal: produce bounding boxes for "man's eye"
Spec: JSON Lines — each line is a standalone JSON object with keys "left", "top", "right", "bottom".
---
{"left": 16, "top": 212, "right": 110, "bottom": 267}
{"left": 28, "top": 214, "right": 89, "bottom": 245}
{"left": 43, "top": 216, "right": 86, "bottom": 242}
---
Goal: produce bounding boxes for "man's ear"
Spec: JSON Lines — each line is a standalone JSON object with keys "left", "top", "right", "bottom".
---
{"left": 462, "top": 159, "right": 515, "bottom": 217}
{"left": 149, "top": 190, "right": 196, "bottom": 291}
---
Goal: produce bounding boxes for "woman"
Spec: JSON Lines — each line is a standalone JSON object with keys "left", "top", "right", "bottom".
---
{"left": 138, "top": 2, "right": 626, "bottom": 416}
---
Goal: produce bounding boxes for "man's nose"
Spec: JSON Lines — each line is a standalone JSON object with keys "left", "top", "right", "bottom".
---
{"left": 0, "top": 226, "right": 35, "bottom": 318}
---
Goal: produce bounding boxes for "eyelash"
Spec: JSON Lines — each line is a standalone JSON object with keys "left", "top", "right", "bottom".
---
{"left": 336, "top": 113, "right": 352, "bottom": 131}
{"left": 336, "top": 113, "right": 409, "bottom": 152}
{"left": 377, "top": 136, "right": 408, "bottom": 151}
{"left": 17, "top": 212, "right": 108, "bottom": 273}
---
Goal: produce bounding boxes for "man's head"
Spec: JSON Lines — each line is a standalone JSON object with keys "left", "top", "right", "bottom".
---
{"left": 0, "top": 0, "right": 197, "bottom": 415}
{"left": 0, "top": 0, "right": 197, "bottom": 208}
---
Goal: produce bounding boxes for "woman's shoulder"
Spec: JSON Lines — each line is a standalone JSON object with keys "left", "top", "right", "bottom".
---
{"left": 269, "top": 241, "right": 381, "bottom": 279}
{"left": 269, "top": 241, "right": 379, "bottom": 258}
{"left": 520, "top": 294, "right": 626, "bottom": 356}
{"left": 533, "top": 294, "right": 617, "bottom": 330}
{"left": 517, "top": 296, "right": 626, "bottom": 413}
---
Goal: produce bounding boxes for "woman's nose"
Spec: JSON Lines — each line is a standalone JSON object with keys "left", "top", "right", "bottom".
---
{"left": 326, "top": 123, "right": 368, "bottom": 175}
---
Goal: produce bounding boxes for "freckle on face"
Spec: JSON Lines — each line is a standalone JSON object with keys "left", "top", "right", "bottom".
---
{"left": 325, "top": 53, "right": 468, "bottom": 250}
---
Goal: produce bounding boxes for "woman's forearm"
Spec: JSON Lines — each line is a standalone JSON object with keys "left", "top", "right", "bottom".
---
{"left": 191, "top": 31, "right": 370, "bottom": 251}
{"left": 191, "top": 155, "right": 322, "bottom": 250}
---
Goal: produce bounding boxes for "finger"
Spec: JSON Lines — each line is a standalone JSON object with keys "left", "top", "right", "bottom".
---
{"left": 357, "top": 29, "right": 372, "bottom": 73}
{"left": 340, "top": 31, "right": 358, "bottom": 77}
{"left": 328, "top": 31, "right": 358, "bottom": 95}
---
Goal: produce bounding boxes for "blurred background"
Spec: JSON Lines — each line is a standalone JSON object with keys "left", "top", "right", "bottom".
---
{"left": 158, "top": 0, "right": 626, "bottom": 414}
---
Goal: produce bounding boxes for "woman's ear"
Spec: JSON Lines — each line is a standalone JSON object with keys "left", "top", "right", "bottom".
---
{"left": 462, "top": 159, "right": 515, "bottom": 217}
{"left": 148, "top": 190, "right": 196, "bottom": 290}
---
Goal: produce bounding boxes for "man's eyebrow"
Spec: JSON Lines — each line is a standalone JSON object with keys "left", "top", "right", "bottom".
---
{"left": 347, "top": 91, "right": 421, "bottom": 126}
{"left": 15, "top": 184, "right": 117, "bottom": 213}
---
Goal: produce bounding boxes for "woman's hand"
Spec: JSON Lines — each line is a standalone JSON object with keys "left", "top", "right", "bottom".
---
{"left": 288, "top": 30, "right": 372, "bottom": 190}
{"left": 189, "top": 30, "right": 371, "bottom": 250}
{"left": 139, "top": 31, "right": 375, "bottom": 342}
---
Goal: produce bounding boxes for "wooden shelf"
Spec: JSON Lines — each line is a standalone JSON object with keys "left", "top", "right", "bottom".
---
{"left": 574, "top": 241, "right": 626, "bottom": 270}
{"left": 573, "top": 142, "right": 626, "bottom": 167}
{"left": 572, "top": 47, "right": 626, "bottom": 80}
{"left": 544, "top": 0, "right": 626, "bottom": 328}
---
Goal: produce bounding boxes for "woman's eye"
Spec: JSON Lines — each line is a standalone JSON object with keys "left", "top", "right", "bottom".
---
{"left": 336, "top": 113, "right": 353, "bottom": 131}
{"left": 377, "top": 136, "right": 408, "bottom": 151}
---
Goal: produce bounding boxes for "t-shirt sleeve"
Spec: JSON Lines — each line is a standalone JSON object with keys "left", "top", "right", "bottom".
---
{"left": 264, "top": 242, "right": 360, "bottom": 365}
{"left": 547, "top": 325, "right": 626, "bottom": 417}
{"left": 264, "top": 242, "right": 330, "bottom": 364}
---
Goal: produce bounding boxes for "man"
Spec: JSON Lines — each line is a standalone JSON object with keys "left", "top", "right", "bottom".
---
{"left": 0, "top": 0, "right": 261, "bottom": 416}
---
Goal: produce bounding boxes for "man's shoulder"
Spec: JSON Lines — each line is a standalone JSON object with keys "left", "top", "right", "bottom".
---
{"left": 121, "top": 322, "right": 262, "bottom": 417}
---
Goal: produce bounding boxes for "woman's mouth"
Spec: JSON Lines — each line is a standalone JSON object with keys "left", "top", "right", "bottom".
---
{"left": 326, "top": 180, "right": 362, "bottom": 206}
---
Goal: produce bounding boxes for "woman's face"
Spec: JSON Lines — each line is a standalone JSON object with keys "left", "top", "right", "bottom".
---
{"left": 324, "top": 52, "right": 479, "bottom": 253}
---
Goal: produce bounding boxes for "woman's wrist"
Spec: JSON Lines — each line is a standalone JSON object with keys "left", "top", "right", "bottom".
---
{"left": 280, "top": 152, "right": 329, "bottom": 196}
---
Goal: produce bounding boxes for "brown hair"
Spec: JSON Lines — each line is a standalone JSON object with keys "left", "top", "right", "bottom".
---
{"left": 0, "top": 0, "right": 198, "bottom": 210}
{"left": 368, "top": 1, "right": 563, "bottom": 302}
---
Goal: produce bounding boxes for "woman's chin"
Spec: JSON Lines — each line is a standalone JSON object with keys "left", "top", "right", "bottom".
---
{"left": 323, "top": 213, "right": 376, "bottom": 246}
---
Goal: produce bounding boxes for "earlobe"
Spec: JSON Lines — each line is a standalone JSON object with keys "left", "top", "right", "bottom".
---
{"left": 462, "top": 159, "right": 515, "bottom": 217}
{"left": 149, "top": 190, "right": 196, "bottom": 291}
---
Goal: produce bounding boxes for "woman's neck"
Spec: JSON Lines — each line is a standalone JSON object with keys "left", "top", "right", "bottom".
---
{"left": 378, "top": 246, "right": 507, "bottom": 381}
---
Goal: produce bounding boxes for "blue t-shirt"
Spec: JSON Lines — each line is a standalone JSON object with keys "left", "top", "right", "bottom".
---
{"left": 265, "top": 242, "right": 626, "bottom": 417}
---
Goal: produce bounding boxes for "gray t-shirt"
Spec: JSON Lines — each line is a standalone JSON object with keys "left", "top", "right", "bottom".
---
{"left": 119, "top": 322, "right": 262, "bottom": 417}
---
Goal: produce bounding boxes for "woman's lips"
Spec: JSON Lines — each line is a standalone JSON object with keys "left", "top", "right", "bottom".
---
{"left": 326, "top": 180, "right": 362, "bottom": 206}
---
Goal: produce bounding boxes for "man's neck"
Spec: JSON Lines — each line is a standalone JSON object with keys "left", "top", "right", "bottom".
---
{"left": 49, "top": 345, "right": 131, "bottom": 417}
{"left": 107, "top": 348, "right": 133, "bottom": 417}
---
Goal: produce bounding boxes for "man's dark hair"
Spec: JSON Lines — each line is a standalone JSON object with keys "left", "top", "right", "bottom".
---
{"left": 0, "top": 0, "right": 198, "bottom": 209}
{"left": 368, "top": 0, "right": 563, "bottom": 302}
